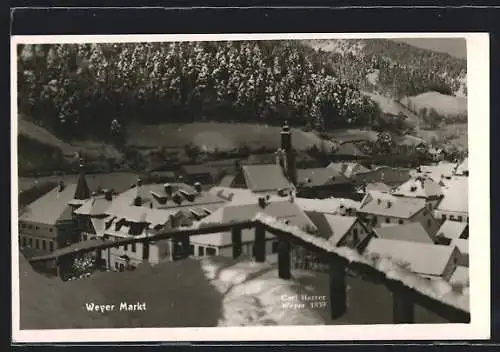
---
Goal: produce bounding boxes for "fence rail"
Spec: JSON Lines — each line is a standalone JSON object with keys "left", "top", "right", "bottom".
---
{"left": 27, "top": 214, "right": 470, "bottom": 324}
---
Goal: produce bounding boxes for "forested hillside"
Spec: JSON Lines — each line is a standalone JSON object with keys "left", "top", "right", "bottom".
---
{"left": 304, "top": 39, "right": 467, "bottom": 99}
{"left": 17, "top": 41, "right": 383, "bottom": 140}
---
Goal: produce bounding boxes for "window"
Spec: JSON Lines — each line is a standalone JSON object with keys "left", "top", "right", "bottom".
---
{"left": 442, "top": 214, "right": 447, "bottom": 221}
{"left": 82, "top": 234, "right": 87, "bottom": 241}
{"left": 42, "top": 240, "right": 46, "bottom": 250}
{"left": 21, "top": 223, "right": 26, "bottom": 229}
{"left": 49, "top": 228, "right": 53, "bottom": 233}
{"left": 272, "top": 241, "right": 279, "bottom": 253}
{"left": 35, "top": 239, "right": 40, "bottom": 249}
{"left": 206, "top": 247, "right": 216, "bottom": 256}
{"left": 398, "top": 219, "right": 404, "bottom": 225}
{"left": 189, "top": 245, "right": 194, "bottom": 255}
{"left": 457, "top": 216, "right": 463, "bottom": 222}
{"left": 28, "top": 238, "right": 33, "bottom": 247}
{"left": 198, "top": 246, "right": 205, "bottom": 256}
{"left": 352, "top": 229, "right": 359, "bottom": 243}
{"left": 115, "top": 262, "right": 119, "bottom": 270}
{"left": 22, "top": 237, "right": 27, "bottom": 246}
{"left": 132, "top": 242, "right": 136, "bottom": 253}
{"left": 28, "top": 225, "right": 33, "bottom": 229}
{"left": 35, "top": 226, "right": 39, "bottom": 230}
{"left": 449, "top": 215, "right": 455, "bottom": 221}
{"left": 385, "top": 217, "right": 390, "bottom": 224}
{"left": 124, "top": 244, "right": 128, "bottom": 251}
{"left": 372, "top": 217, "right": 377, "bottom": 226}
{"left": 49, "top": 241, "right": 54, "bottom": 252}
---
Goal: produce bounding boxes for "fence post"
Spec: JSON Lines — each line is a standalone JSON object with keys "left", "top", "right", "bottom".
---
{"left": 392, "top": 292, "right": 415, "bottom": 324}
{"left": 254, "top": 223, "right": 266, "bottom": 263}
{"left": 278, "top": 236, "right": 291, "bottom": 280}
{"left": 232, "top": 227, "right": 242, "bottom": 259}
{"left": 329, "top": 258, "right": 347, "bottom": 319}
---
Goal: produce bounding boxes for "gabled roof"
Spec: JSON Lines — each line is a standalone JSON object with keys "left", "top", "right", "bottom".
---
{"left": 241, "top": 164, "right": 290, "bottom": 193}
{"left": 436, "top": 221, "right": 469, "bottom": 241}
{"left": 326, "top": 162, "right": 370, "bottom": 178}
{"left": 365, "top": 238, "right": 457, "bottom": 277}
{"left": 190, "top": 200, "right": 317, "bottom": 247}
{"left": 358, "top": 191, "right": 426, "bottom": 219}
{"left": 414, "top": 162, "right": 457, "bottom": 183}
{"left": 19, "top": 183, "right": 77, "bottom": 225}
{"left": 374, "top": 222, "right": 434, "bottom": 244}
{"left": 296, "top": 168, "right": 350, "bottom": 187}
{"left": 436, "top": 177, "right": 468, "bottom": 214}
{"left": 333, "top": 142, "right": 368, "bottom": 157}
{"left": 306, "top": 212, "right": 359, "bottom": 245}
{"left": 74, "top": 196, "right": 113, "bottom": 216}
{"left": 365, "top": 182, "right": 392, "bottom": 194}
{"left": 295, "top": 197, "right": 360, "bottom": 215}
{"left": 392, "top": 176, "right": 443, "bottom": 199}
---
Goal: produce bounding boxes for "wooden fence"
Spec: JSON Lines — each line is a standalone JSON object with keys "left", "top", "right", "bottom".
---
{"left": 28, "top": 215, "right": 470, "bottom": 324}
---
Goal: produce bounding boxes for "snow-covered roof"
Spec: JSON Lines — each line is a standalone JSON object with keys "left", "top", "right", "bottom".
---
{"left": 374, "top": 222, "right": 434, "bottom": 244}
{"left": 452, "top": 238, "right": 469, "bottom": 254}
{"left": 295, "top": 197, "right": 360, "bottom": 215}
{"left": 436, "top": 221, "right": 468, "bottom": 241}
{"left": 305, "top": 212, "right": 359, "bottom": 245}
{"left": 449, "top": 266, "right": 469, "bottom": 286}
{"left": 436, "top": 177, "right": 469, "bottom": 214}
{"left": 358, "top": 191, "right": 426, "bottom": 219}
{"left": 392, "top": 176, "right": 443, "bottom": 199}
{"left": 241, "top": 164, "right": 290, "bottom": 192}
{"left": 365, "top": 238, "right": 456, "bottom": 277}
{"left": 365, "top": 182, "right": 392, "bottom": 194}
{"left": 455, "top": 157, "right": 468, "bottom": 175}
{"left": 190, "top": 200, "right": 317, "bottom": 247}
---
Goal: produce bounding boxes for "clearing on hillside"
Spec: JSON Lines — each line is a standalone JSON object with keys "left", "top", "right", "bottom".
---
{"left": 126, "top": 122, "right": 337, "bottom": 152}
{"left": 401, "top": 91, "right": 467, "bottom": 118}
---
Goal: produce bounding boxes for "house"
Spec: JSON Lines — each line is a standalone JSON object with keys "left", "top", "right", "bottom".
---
{"left": 373, "top": 222, "right": 436, "bottom": 244}
{"left": 357, "top": 191, "right": 441, "bottom": 236}
{"left": 350, "top": 166, "right": 411, "bottom": 187}
{"left": 364, "top": 182, "right": 392, "bottom": 194}
{"left": 294, "top": 197, "right": 361, "bottom": 217}
{"left": 189, "top": 199, "right": 318, "bottom": 258}
{"left": 305, "top": 212, "right": 372, "bottom": 252}
{"left": 179, "top": 164, "right": 215, "bottom": 185}
{"left": 428, "top": 148, "right": 446, "bottom": 162}
{"left": 331, "top": 141, "right": 370, "bottom": 162}
{"left": 412, "top": 162, "right": 457, "bottom": 184}
{"left": 365, "top": 238, "right": 461, "bottom": 282}
{"left": 455, "top": 157, "right": 469, "bottom": 176}
{"left": 18, "top": 172, "right": 91, "bottom": 254}
{"left": 434, "top": 177, "right": 468, "bottom": 223}
{"left": 326, "top": 162, "right": 370, "bottom": 179}
{"left": 435, "top": 220, "right": 469, "bottom": 245}
{"left": 391, "top": 176, "right": 444, "bottom": 210}
{"left": 74, "top": 180, "right": 230, "bottom": 271}
{"left": 295, "top": 168, "right": 356, "bottom": 199}
{"left": 231, "top": 164, "right": 291, "bottom": 194}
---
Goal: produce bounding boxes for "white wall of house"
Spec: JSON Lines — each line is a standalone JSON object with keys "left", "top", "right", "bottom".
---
{"left": 434, "top": 210, "right": 469, "bottom": 223}
{"left": 19, "top": 220, "right": 58, "bottom": 253}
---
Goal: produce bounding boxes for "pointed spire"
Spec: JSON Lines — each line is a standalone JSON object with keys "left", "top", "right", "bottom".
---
{"left": 74, "top": 158, "right": 91, "bottom": 200}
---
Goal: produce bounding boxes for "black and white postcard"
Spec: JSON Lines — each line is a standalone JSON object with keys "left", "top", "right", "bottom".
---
{"left": 11, "top": 32, "right": 490, "bottom": 342}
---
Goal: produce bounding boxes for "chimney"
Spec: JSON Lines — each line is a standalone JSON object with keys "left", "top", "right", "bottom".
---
{"left": 387, "top": 201, "right": 392, "bottom": 208}
{"left": 137, "top": 177, "right": 143, "bottom": 187}
{"left": 258, "top": 197, "right": 267, "bottom": 209}
{"left": 164, "top": 183, "right": 173, "bottom": 195}
{"left": 377, "top": 198, "right": 382, "bottom": 205}
{"left": 173, "top": 192, "right": 183, "bottom": 205}
{"left": 58, "top": 180, "right": 65, "bottom": 192}
{"left": 104, "top": 190, "right": 113, "bottom": 201}
{"left": 194, "top": 182, "right": 202, "bottom": 193}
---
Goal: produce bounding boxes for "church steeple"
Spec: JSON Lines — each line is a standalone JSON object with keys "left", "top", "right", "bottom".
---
{"left": 74, "top": 158, "right": 91, "bottom": 200}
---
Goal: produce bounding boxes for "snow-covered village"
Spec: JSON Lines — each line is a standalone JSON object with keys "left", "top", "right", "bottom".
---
{"left": 16, "top": 38, "right": 471, "bottom": 329}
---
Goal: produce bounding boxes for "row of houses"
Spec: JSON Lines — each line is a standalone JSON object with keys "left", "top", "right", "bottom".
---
{"left": 18, "top": 123, "right": 469, "bottom": 287}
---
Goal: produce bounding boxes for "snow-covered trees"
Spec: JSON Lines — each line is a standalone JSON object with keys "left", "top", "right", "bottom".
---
{"left": 18, "top": 41, "right": 383, "bottom": 137}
